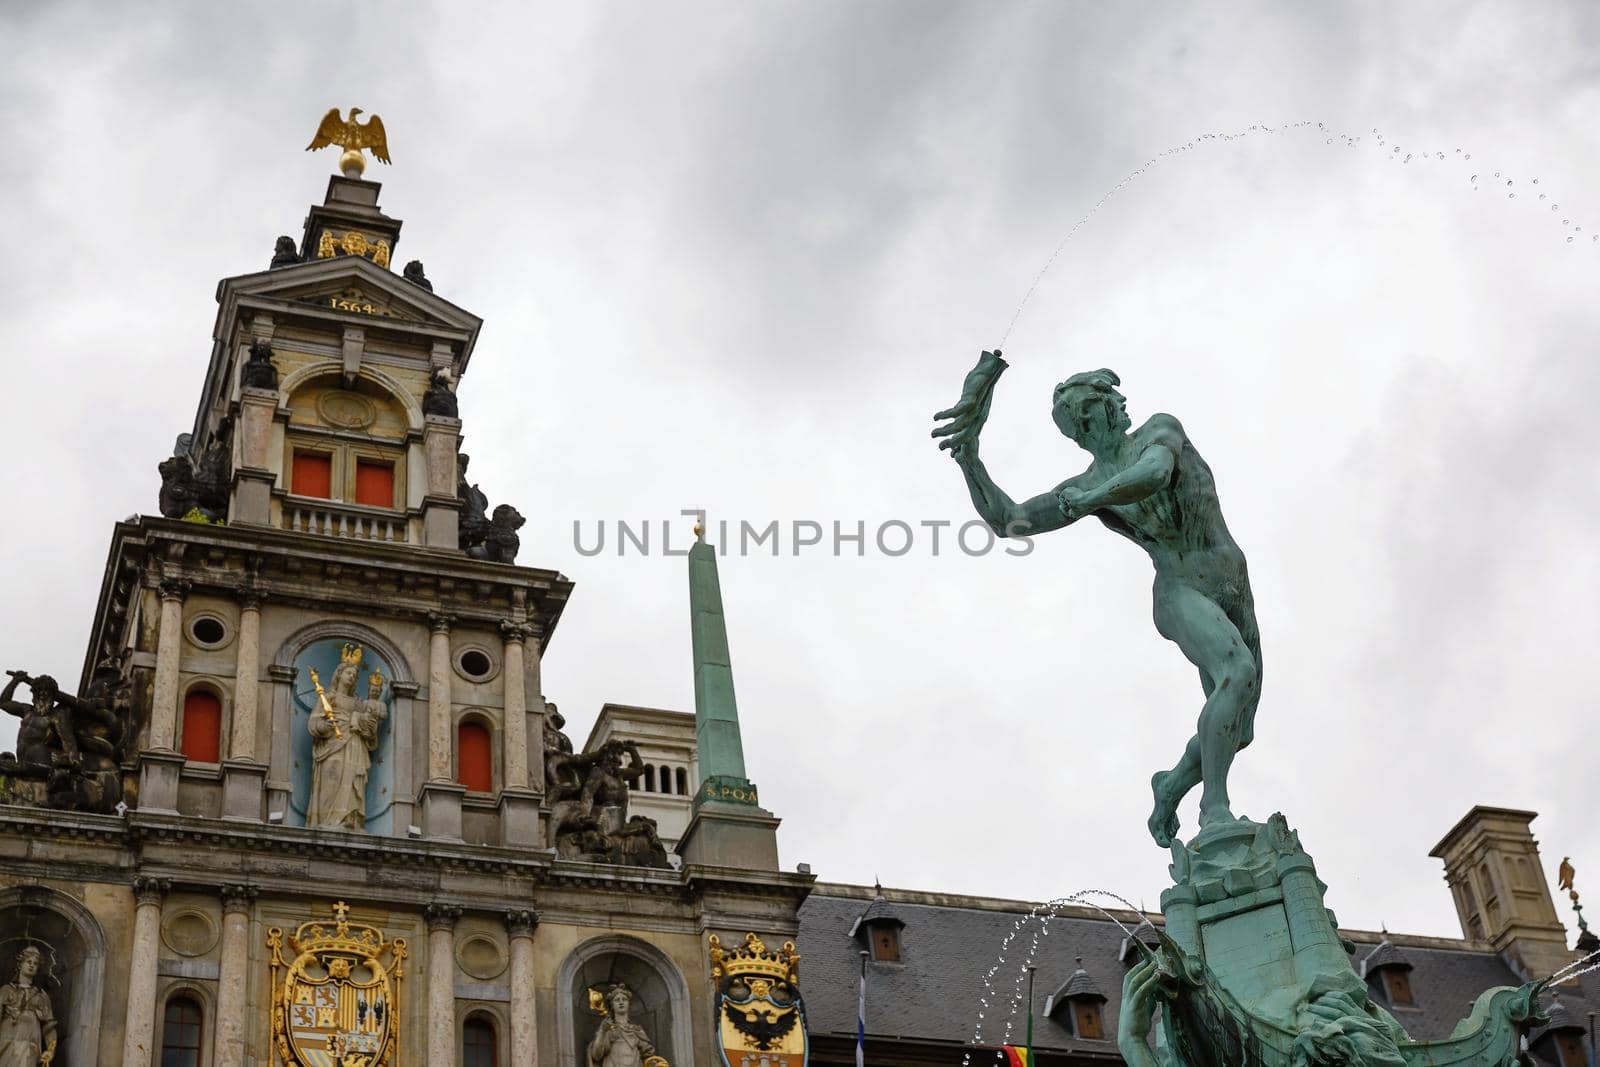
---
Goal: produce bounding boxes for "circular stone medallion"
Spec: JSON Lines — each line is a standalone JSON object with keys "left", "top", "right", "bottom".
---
{"left": 316, "top": 389, "right": 378, "bottom": 430}
{"left": 455, "top": 933, "right": 508, "bottom": 981}
{"left": 161, "top": 909, "right": 220, "bottom": 958}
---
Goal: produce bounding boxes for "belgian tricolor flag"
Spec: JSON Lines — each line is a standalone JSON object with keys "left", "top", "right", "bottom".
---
{"left": 1002, "top": 1047, "right": 1032, "bottom": 1067}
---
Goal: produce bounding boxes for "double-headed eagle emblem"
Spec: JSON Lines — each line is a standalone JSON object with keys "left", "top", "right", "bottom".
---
{"left": 307, "top": 108, "right": 391, "bottom": 178}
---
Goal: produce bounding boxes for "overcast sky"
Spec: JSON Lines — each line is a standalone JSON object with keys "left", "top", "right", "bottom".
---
{"left": 3, "top": 2, "right": 1599, "bottom": 943}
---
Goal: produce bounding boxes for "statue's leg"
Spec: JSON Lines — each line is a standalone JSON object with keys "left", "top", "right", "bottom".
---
{"left": 1153, "top": 581, "right": 1258, "bottom": 834}
{"left": 1147, "top": 672, "right": 1212, "bottom": 846}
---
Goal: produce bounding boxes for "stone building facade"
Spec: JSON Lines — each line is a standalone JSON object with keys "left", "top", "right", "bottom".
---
{"left": 0, "top": 173, "right": 807, "bottom": 1067}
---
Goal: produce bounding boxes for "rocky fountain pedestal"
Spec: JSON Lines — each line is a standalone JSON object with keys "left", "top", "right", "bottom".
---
{"left": 1141, "top": 814, "right": 1544, "bottom": 1067}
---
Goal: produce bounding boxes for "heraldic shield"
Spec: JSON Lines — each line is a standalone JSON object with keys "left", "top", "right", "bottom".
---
{"left": 708, "top": 933, "right": 809, "bottom": 1067}
{"left": 268, "top": 901, "right": 408, "bottom": 1067}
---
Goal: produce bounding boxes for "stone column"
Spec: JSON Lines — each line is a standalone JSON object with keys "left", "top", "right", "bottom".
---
{"left": 428, "top": 614, "right": 454, "bottom": 782}
{"left": 149, "top": 579, "right": 190, "bottom": 750}
{"left": 223, "top": 590, "right": 268, "bottom": 821}
{"left": 505, "top": 910, "right": 539, "bottom": 1067}
{"left": 499, "top": 624, "right": 528, "bottom": 790}
{"left": 230, "top": 592, "right": 263, "bottom": 761}
{"left": 425, "top": 904, "right": 462, "bottom": 1067}
{"left": 497, "top": 623, "right": 539, "bottom": 847}
{"left": 214, "top": 884, "right": 257, "bottom": 1067}
{"left": 122, "top": 876, "right": 169, "bottom": 1067}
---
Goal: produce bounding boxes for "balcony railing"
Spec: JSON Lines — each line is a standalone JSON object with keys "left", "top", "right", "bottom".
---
{"left": 281, "top": 499, "right": 410, "bottom": 543}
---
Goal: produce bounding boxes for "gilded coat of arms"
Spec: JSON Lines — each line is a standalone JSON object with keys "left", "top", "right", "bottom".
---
{"left": 268, "top": 902, "right": 407, "bottom": 1067}
{"left": 708, "top": 933, "right": 808, "bottom": 1067}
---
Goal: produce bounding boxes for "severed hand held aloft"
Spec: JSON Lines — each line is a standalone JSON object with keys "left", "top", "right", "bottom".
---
{"left": 932, "top": 350, "right": 1008, "bottom": 461}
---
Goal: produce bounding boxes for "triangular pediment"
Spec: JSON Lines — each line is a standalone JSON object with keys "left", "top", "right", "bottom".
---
{"left": 216, "top": 255, "right": 483, "bottom": 338}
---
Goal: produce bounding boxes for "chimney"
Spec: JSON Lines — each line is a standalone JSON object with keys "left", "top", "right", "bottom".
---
{"left": 1430, "top": 806, "right": 1573, "bottom": 980}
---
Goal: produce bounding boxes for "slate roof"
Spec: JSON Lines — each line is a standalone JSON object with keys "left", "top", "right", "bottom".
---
{"left": 797, "top": 885, "right": 1600, "bottom": 1053}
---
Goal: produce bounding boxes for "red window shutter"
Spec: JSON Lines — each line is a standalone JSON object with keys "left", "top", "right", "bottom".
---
{"left": 292, "top": 451, "right": 333, "bottom": 498}
{"left": 180, "top": 690, "right": 222, "bottom": 764}
{"left": 457, "top": 722, "right": 493, "bottom": 792}
{"left": 354, "top": 459, "right": 395, "bottom": 507}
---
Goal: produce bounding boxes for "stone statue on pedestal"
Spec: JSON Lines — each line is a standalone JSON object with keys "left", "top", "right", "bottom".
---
{"left": 587, "top": 984, "right": 667, "bottom": 1067}
{"left": 307, "top": 646, "right": 387, "bottom": 830}
{"left": 934, "top": 352, "right": 1260, "bottom": 847}
{"left": 543, "top": 716, "right": 670, "bottom": 867}
{"left": 0, "top": 945, "right": 56, "bottom": 1067}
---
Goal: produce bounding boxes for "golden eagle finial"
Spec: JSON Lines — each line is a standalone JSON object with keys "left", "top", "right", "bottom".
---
{"left": 307, "top": 107, "right": 391, "bottom": 179}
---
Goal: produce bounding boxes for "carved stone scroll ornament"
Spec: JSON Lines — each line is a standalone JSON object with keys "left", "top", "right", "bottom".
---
{"left": 0, "top": 944, "right": 57, "bottom": 1067}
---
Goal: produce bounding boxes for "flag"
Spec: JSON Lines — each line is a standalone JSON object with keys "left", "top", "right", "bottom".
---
{"left": 856, "top": 951, "right": 867, "bottom": 1067}
{"left": 1002, "top": 1046, "right": 1031, "bottom": 1067}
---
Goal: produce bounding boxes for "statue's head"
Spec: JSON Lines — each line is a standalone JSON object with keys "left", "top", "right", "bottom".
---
{"left": 14, "top": 945, "right": 42, "bottom": 980}
{"left": 491, "top": 504, "right": 525, "bottom": 531}
{"left": 331, "top": 662, "right": 360, "bottom": 695}
{"left": 275, "top": 236, "right": 297, "bottom": 256}
{"left": 1052, "top": 369, "right": 1129, "bottom": 443}
{"left": 606, "top": 983, "right": 633, "bottom": 1018}
{"left": 29, "top": 675, "right": 58, "bottom": 712}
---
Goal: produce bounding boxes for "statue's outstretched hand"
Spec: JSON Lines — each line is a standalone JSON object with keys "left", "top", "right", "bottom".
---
{"left": 932, "top": 350, "right": 1007, "bottom": 459}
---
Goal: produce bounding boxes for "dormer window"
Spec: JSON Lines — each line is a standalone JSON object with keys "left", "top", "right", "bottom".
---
{"left": 1045, "top": 958, "right": 1108, "bottom": 1039}
{"left": 1532, "top": 995, "right": 1589, "bottom": 1067}
{"left": 1360, "top": 940, "right": 1417, "bottom": 1009}
{"left": 851, "top": 886, "right": 906, "bottom": 963}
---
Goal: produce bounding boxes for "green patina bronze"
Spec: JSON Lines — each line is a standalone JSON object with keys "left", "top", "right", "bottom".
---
{"left": 933, "top": 351, "right": 1259, "bottom": 848}
{"left": 933, "top": 352, "right": 1547, "bottom": 1067}
{"left": 688, "top": 534, "right": 760, "bottom": 808}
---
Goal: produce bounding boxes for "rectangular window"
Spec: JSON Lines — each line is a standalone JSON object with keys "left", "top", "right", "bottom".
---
{"left": 291, "top": 451, "right": 333, "bottom": 498}
{"left": 1384, "top": 970, "right": 1414, "bottom": 1006}
{"left": 1073, "top": 1001, "right": 1104, "bottom": 1040}
{"left": 354, "top": 458, "right": 396, "bottom": 508}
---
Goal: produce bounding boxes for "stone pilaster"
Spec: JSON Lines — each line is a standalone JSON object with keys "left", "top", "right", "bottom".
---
{"left": 425, "top": 904, "right": 462, "bottom": 1067}
{"left": 122, "top": 876, "right": 169, "bottom": 1067}
{"left": 505, "top": 910, "right": 539, "bottom": 1067}
{"left": 421, "top": 415, "right": 462, "bottom": 550}
{"left": 214, "top": 884, "right": 257, "bottom": 1067}
{"left": 232, "top": 385, "right": 279, "bottom": 526}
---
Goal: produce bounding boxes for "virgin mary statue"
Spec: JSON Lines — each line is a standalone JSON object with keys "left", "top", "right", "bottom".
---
{"left": 308, "top": 644, "right": 388, "bottom": 830}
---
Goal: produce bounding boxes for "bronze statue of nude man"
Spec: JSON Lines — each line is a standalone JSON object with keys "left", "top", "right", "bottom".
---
{"left": 933, "top": 351, "right": 1261, "bottom": 846}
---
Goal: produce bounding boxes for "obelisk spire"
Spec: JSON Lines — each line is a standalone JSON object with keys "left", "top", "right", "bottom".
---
{"left": 689, "top": 522, "right": 757, "bottom": 806}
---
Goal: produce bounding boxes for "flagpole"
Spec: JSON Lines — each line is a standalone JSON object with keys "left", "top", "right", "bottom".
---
{"left": 858, "top": 949, "right": 869, "bottom": 1067}
{"left": 1025, "top": 965, "right": 1036, "bottom": 1066}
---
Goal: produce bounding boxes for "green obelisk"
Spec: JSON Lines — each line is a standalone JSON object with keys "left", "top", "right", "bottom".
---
{"left": 689, "top": 525, "right": 759, "bottom": 808}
